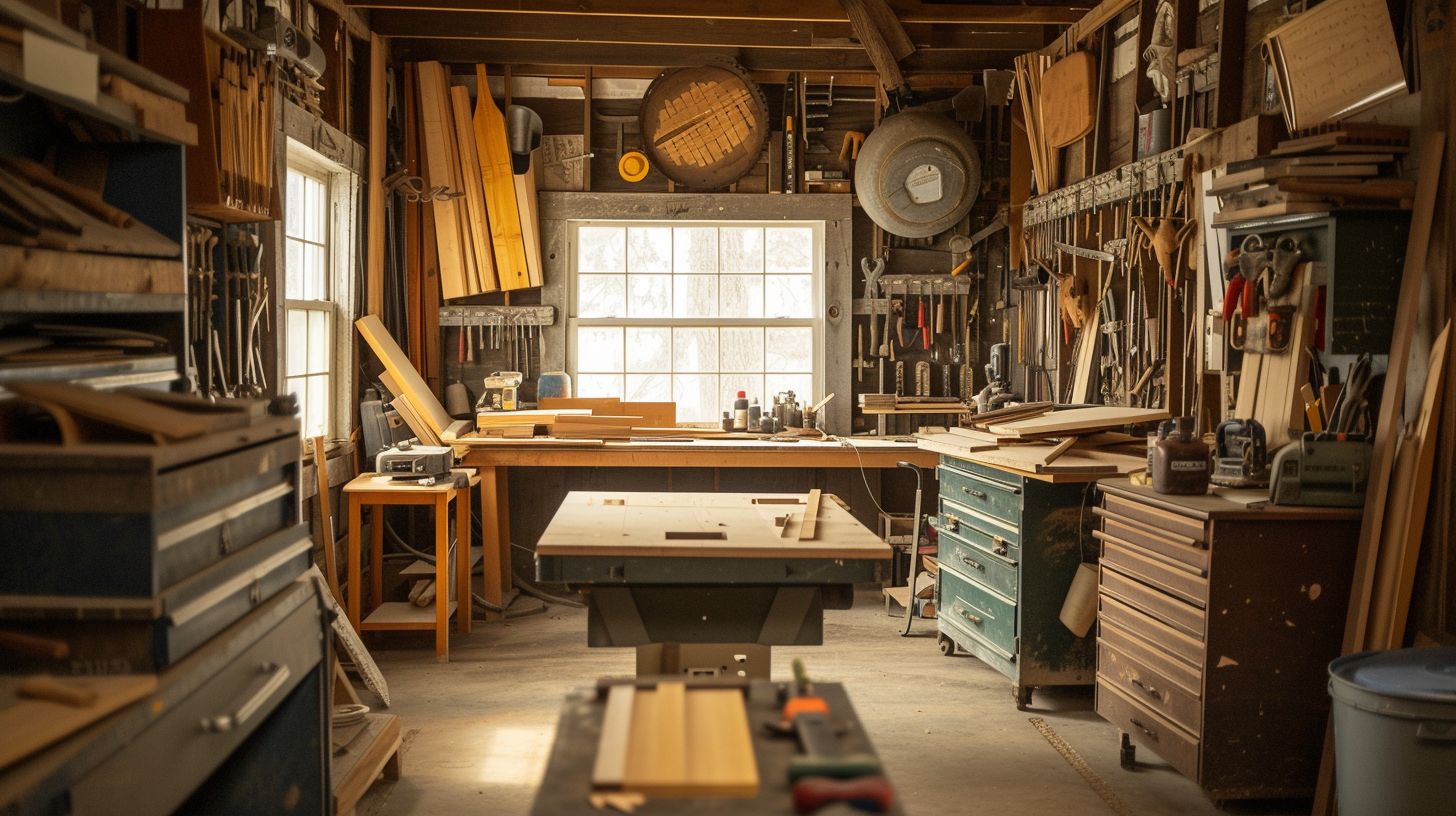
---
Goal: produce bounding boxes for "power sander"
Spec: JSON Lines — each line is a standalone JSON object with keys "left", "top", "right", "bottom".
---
{"left": 1212, "top": 418, "right": 1270, "bottom": 488}
{"left": 1270, "top": 432, "right": 1371, "bottom": 507}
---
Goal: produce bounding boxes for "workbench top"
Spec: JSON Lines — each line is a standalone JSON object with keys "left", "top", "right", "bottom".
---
{"left": 1097, "top": 477, "right": 1365, "bottom": 520}
{"left": 456, "top": 437, "right": 938, "bottom": 469}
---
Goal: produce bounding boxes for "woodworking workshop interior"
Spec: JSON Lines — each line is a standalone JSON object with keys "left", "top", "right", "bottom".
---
{"left": 4, "top": 0, "right": 1456, "bottom": 814}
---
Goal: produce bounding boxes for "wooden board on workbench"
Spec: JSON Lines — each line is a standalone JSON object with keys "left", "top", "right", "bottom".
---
{"left": 536, "top": 492, "right": 888, "bottom": 560}
{"left": 0, "top": 674, "right": 157, "bottom": 771}
{"left": 594, "top": 681, "right": 758, "bottom": 798}
{"left": 986, "top": 406, "right": 1169, "bottom": 437}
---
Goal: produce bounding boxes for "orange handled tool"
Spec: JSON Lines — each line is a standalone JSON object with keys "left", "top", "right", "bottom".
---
{"left": 792, "top": 775, "right": 894, "bottom": 814}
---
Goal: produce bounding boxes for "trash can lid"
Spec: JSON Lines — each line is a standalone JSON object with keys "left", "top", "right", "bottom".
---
{"left": 1330, "top": 648, "right": 1456, "bottom": 704}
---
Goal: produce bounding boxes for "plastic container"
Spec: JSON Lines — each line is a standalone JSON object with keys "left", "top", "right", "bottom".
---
{"left": 733, "top": 391, "right": 749, "bottom": 431}
{"left": 1328, "top": 648, "right": 1456, "bottom": 816}
{"left": 537, "top": 371, "right": 572, "bottom": 400}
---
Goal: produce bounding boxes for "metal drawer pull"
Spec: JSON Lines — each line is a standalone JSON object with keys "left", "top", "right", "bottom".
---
{"left": 991, "top": 535, "right": 1008, "bottom": 556}
{"left": 953, "top": 604, "right": 983, "bottom": 625}
{"left": 1128, "top": 718, "right": 1158, "bottom": 740}
{"left": 1131, "top": 678, "right": 1162, "bottom": 700}
{"left": 960, "top": 555, "right": 984, "bottom": 571}
{"left": 961, "top": 487, "right": 987, "bottom": 499}
{"left": 200, "top": 662, "right": 291, "bottom": 733}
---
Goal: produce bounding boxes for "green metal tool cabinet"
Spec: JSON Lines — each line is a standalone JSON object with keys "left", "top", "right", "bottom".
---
{"left": 930, "top": 454, "right": 1100, "bottom": 708}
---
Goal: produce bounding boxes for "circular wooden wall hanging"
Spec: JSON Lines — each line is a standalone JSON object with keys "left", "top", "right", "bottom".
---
{"left": 854, "top": 110, "right": 981, "bottom": 238}
{"left": 638, "top": 61, "right": 769, "bottom": 189}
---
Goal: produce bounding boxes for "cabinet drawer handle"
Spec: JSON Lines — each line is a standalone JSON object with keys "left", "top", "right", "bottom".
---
{"left": 961, "top": 486, "right": 987, "bottom": 499}
{"left": 199, "top": 662, "right": 291, "bottom": 733}
{"left": 1131, "top": 678, "right": 1162, "bottom": 700}
{"left": 1128, "top": 718, "right": 1158, "bottom": 740}
{"left": 991, "top": 535, "right": 1008, "bottom": 556}
{"left": 953, "top": 604, "right": 983, "bottom": 626}
{"left": 960, "top": 555, "right": 984, "bottom": 571}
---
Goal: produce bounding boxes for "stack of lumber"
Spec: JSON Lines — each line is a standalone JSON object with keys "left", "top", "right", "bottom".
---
{"left": 915, "top": 404, "right": 1166, "bottom": 479}
{"left": 1209, "top": 124, "right": 1411, "bottom": 225}
{"left": 858, "top": 394, "right": 969, "bottom": 415}
{"left": 0, "top": 158, "right": 179, "bottom": 258}
{"left": 412, "top": 61, "right": 543, "bottom": 300}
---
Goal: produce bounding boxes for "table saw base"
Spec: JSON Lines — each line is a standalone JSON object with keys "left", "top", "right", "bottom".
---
{"left": 635, "top": 643, "right": 772, "bottom": 679}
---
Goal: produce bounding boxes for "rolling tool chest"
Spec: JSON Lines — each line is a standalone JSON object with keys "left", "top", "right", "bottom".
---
{"left": 929, "top": 455, "right": 1099, "bottom": 708}
{"left": 1093, "top": 479, "right": 1361, "bottom": 800}
{"left": 0, "top": 407, "right": 305, "bottom": 672}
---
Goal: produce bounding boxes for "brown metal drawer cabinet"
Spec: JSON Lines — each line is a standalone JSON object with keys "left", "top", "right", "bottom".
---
{"left": 1093, "top": 479, "right": 1362, "bottom": 801}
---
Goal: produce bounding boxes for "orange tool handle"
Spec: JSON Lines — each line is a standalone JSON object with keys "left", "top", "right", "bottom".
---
{"left": 782, "top": 696, "right": 830, "bottom": 721}
{"left": 793, "top": 775, "right": 894, "bottom": 814}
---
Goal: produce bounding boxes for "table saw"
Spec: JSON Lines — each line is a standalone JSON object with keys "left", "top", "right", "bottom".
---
{"left": 535, "top": 491, "right": 891, "bottom": 677}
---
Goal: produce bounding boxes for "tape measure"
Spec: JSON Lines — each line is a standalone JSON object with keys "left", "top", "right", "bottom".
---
{"left": 1027, "top": 717, "right": 1135, "bottom": 816}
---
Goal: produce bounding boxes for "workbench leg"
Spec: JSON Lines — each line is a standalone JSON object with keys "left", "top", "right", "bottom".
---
{"left": 497, "top": 467, "right": 513, "bottom": 594}
{"left": 347, "top": 494, "right": 363, "bottom": 630}
{"left": 370, "top": 504, "right": 384, "bottom": 615}
{"left": 456, "top": 484, "right": 472, "bottom": 634}
{"left": 435, "top": 493, "right": 450, "bottom": 662}
{"left": 479, "top": 466, "right": 505, "bottom": 619}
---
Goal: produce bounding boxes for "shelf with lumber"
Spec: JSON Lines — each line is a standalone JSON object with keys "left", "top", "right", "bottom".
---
{"left": 860, "top": 405, "right": 972, "bottom": 415}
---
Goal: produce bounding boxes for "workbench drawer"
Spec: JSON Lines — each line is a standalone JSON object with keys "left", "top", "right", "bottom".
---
{"left": 939, "top": 565, "right": 1016, "bottom": 659}
{"left": 1096, "top": 530, "right": 1208, "bottom": 608}
{"left": 1098, "top": 593, "right": 1205, "bottom": 667}
{"left": 1093, "top": 506, "right": 1208, "bottom": 572}
{"left": 936, "top": 522, "right": 1018, "bottom": 602}
{"left": 939, "top": 495, "right": 1020, "bottom": 546}
{"left": 1097, "top": 681, "right": 1201, "bottom": 782}
{"left": 67, "top": 582, "right": 324, "bottom": 815}
{"left": 937, "top": 463, "right": 1022, "bottom": 528}
{"left": 1098, "top": 617, "right": 1202, "bottom": 693}
{"left": 1100, "top": 564, "right": 1206, "bottom": 640}
{"left": 1098, "top": 640, "right": 1202, "bottom": 736}
{"left": 1102, "top": 493, "right": 1206, "bottom": 544}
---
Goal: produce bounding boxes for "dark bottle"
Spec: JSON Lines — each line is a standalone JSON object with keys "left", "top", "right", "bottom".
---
{"left": 1152, "top": 416, "right": 1210, "bottom": 495}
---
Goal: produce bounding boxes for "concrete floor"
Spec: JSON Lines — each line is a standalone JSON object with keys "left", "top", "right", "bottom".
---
{"left": 355, "top": 592, "right": 1304, "bottom": 815}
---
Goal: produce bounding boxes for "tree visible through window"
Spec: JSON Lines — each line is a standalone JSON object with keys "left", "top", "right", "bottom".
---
{"left": 570, "top": 222, "right": 822, "bottom": 424}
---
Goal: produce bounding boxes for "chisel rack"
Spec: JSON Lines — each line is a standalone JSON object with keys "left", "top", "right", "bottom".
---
{"left": 1023, "top": 147, "right": 1187, "bottom": 226}
{"left": 854, "top": 274, "right": 973, "bottom": 315}
{"left": 437, "top": 305, "right": 555, "bottom": 327}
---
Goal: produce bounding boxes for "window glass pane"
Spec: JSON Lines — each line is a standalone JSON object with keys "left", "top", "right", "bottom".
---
{"left": 673, "top": 227, "right": 717, "bottom": 273}
{"left": 766, "top": 373, "right": 814, "bottom": 404}
{"left": 286, "top": 376, "right": 305, "bottom": 422}
{"left": 285, "top": 239, "right": 304, "bottom": 300}
{"left": 627, "top": 227, "right": 672, "bottom": 273}
{"left": 286, "top": 309, "right": 307, "bottom": 375}
{"left": 286, "top": 172, "right": 304, "bottom": 237}
{"left": 576, "top": 327, "right": 624, "bottom": 372}
{"left": 578, "top": 275, "right": 626, "bottom": 318}
{"left": 765, "top": 227, "right": 814, "bottom": 273}
{"left": 719, "top": 275, "right": 764, "bottom": 318}
{"left": 719, "top": 375, "right": 764, "bottom": 416}
{"left": 719, "top": 227, "right": 763, "bottom": 273}
{"left": 304, "top": 177, "right": 325, "bottom": 243}
{"left": 304, "top": 244, "right": 327, "bottom": 300}
{"left": 720, "top": 327, "right": 764, "bottom": 373}
{"left": 625, "top": 327, "right": 671, "bottom": 372}
{"left": 672, "top": 374, "right": 719, "bottom": 424}
{"left": 625, "top": 373, "right": 672, "bottom": 402}
{"left": 307, "top": 310, "right": 330, "bottom": 373}
{"left": 578, "top": 226, "right": 626, "bottom": 272}
{"left": 627, "top": 275, "right": 672, "bottom": 318}
{"left": 673, "top": 275, "right": 717, "bottom": 318}
{"left": 765, "top": 275, "right": 813, "bottom": 318}
{"left": 766, "top": 327, "right": 813, "bottom": 372}
{"left": 306, "top": 374, "right": 329, "bottom": 438}
{"left": 577, "top": 374, "right": 623, "bottom": 398}
{"left": 672, "top": 327, "right": 717, "bottom": 373}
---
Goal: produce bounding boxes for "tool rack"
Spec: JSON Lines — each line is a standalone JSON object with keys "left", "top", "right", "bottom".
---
{"left": 437, "top": 305, "right": 556, "bottom": 327}
{"left": 1023, "top": 147, "right": 1187, "bottom": 226}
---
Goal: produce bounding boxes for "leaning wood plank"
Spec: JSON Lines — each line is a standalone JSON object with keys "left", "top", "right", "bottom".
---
{"left": 1368, "top": 321, "right": 1449, "bottom": 650}
{"left": 987, "top": 406, "right": 1169, "bottom": 437}
{"left": 473, "top": 65, "right": 531, "bottom": 291}
{"left": 6, "top": 381, "right": 210, "bottom": 440}
{"left": 434, "top": 64, "right": 480, "bottom": 296}
{"left": 1042, "top": 436, "right": 1079, "bottom": 466}
{"left": 366, "top": 35, "right": 387, "bottom": 316}
{"left": 0, "top": 674, "right": 158, "bottom": 771}
{"left": 799, "top": 488, "right": 823, "bottom": 540}
{"left": 449, "top": 84, "right": 499, "bottom": 292}
{"left": 311, "top": 436, "right": 344, "bottom": 607}
{"left": 592, "top": 683, "right": 636, "bottom": 789}
{"left": 359, "top": 314, "right": 468, "bottom": 441}
{"left": 417, "top": 63, "right": 468, "bottom": 300}
{"left": 514, "top": 149, "right": 545, "bottom": 288}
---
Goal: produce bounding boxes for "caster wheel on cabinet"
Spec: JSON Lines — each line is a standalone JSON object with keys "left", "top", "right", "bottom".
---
{"left": 1014, "top": 685, "right": 1033, "bottom": 710}
{"left": 937, "top": 634, "right": 955, "bottom": 656}
{"left": 1119, "top": 732, "right": 1137, "bottom": 769}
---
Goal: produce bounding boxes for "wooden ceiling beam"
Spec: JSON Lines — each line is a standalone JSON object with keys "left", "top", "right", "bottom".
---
{"left": 348, "top": 0, "right": 1087, "bottom": 26}
{"left": 483, "top": 64, "right": 976, "bottom": 88}
{"left": 369, "top": 11, "right": 1046, "bottom": 51}
{"left": 389, "top": 38, "right": 1022, "bottom": 72}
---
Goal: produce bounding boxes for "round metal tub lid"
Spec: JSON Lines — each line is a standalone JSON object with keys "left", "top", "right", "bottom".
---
{"left": 1330, "top": 648, "right": 1456, "bottom": 705}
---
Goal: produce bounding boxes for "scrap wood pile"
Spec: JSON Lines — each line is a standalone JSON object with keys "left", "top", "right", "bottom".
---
{"left": 1209, "top": 124, "right": 1412, "bottom": 225}
{"left": 914, "top": 403, "right": 1168, "bottom": 477}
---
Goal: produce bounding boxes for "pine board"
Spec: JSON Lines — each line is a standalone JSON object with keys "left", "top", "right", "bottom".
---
{"left": 986, "top": 406, "right": 1169, "bottom": 437}
{"left": 417, "top": 63, "right": 468, "bottom": 300}
{"left": 603, "top": 683, "right": 758, "bottom": 798}
{"left": 0, "top": 674, "right": 158, "bottom": 771}
{"left": 514, "top": 150, "right": 544, "bottom": 288}
{"left": 448, "top": 85, "right": 499, "bottom": 292}
{"left": 358, "top": 314, "right": 469, "bottom": 440}
{"left": 473, "top": 65, "right": 531, "bottom": 291}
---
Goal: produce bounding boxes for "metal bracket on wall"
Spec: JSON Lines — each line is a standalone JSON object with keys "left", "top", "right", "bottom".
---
{"left": 1023, "top": 146, "right": 1187, "bottom": 226}
{"left": 437, "top": 305, "right": 556, "bottom": 327}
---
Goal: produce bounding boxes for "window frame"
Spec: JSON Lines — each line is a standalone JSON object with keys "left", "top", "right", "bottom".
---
{"left": 565, "top": 219, "right": 825, "bottom": 425}
{"left": 283, "top": 139, "right": 359, "bottom": 439}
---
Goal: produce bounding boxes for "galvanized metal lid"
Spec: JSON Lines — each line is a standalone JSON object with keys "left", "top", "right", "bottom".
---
{"left": 1330, "top": 648, "right": 1456, "bottom": 704}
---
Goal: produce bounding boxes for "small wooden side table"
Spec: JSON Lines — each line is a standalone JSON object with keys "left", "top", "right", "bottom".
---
{"left": 344, "top": 469, "right": 478, "bottom": 661}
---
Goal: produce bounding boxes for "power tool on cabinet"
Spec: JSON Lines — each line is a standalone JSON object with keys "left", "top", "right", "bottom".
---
{"left": 1211, "top": 418, "right": 1270, "bottom": 488}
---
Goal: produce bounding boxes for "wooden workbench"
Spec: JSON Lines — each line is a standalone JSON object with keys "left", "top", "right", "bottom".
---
{"left": 457, "top": 438, "right": 937, "bottom": 617}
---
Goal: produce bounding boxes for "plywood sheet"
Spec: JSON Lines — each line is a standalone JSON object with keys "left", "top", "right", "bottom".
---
{"left": 1262, "top": 0, "right": 1407, "bottom": 130}
{"left": 987, "top": 406, "right": 1169, "bottom": 437}
{"left": 537, "top": 491, "right": 889, "bottom": 560}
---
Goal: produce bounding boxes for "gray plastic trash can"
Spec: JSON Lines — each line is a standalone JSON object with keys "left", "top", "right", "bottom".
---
{"left": 1328, "top": 648, "right": 1456, "bottom": 816}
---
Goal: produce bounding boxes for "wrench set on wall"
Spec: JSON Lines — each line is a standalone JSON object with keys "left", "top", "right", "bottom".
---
{"left": 186, "top": 222, "right": 269, "bottom": 398}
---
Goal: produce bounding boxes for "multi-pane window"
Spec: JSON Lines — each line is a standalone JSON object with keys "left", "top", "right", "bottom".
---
{"left": 570, "top": 222, "right": 821, "bottom": 423}
{"left": 284, "top": 151, "right": 354, "bottom": 439}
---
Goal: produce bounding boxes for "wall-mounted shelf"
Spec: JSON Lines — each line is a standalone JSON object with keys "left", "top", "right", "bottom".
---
{"left": 438, "top": 305, "right": 555, "bottom": 327}
{"left": 1023, "top": 147, "right": 1188, "bottom": 226}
